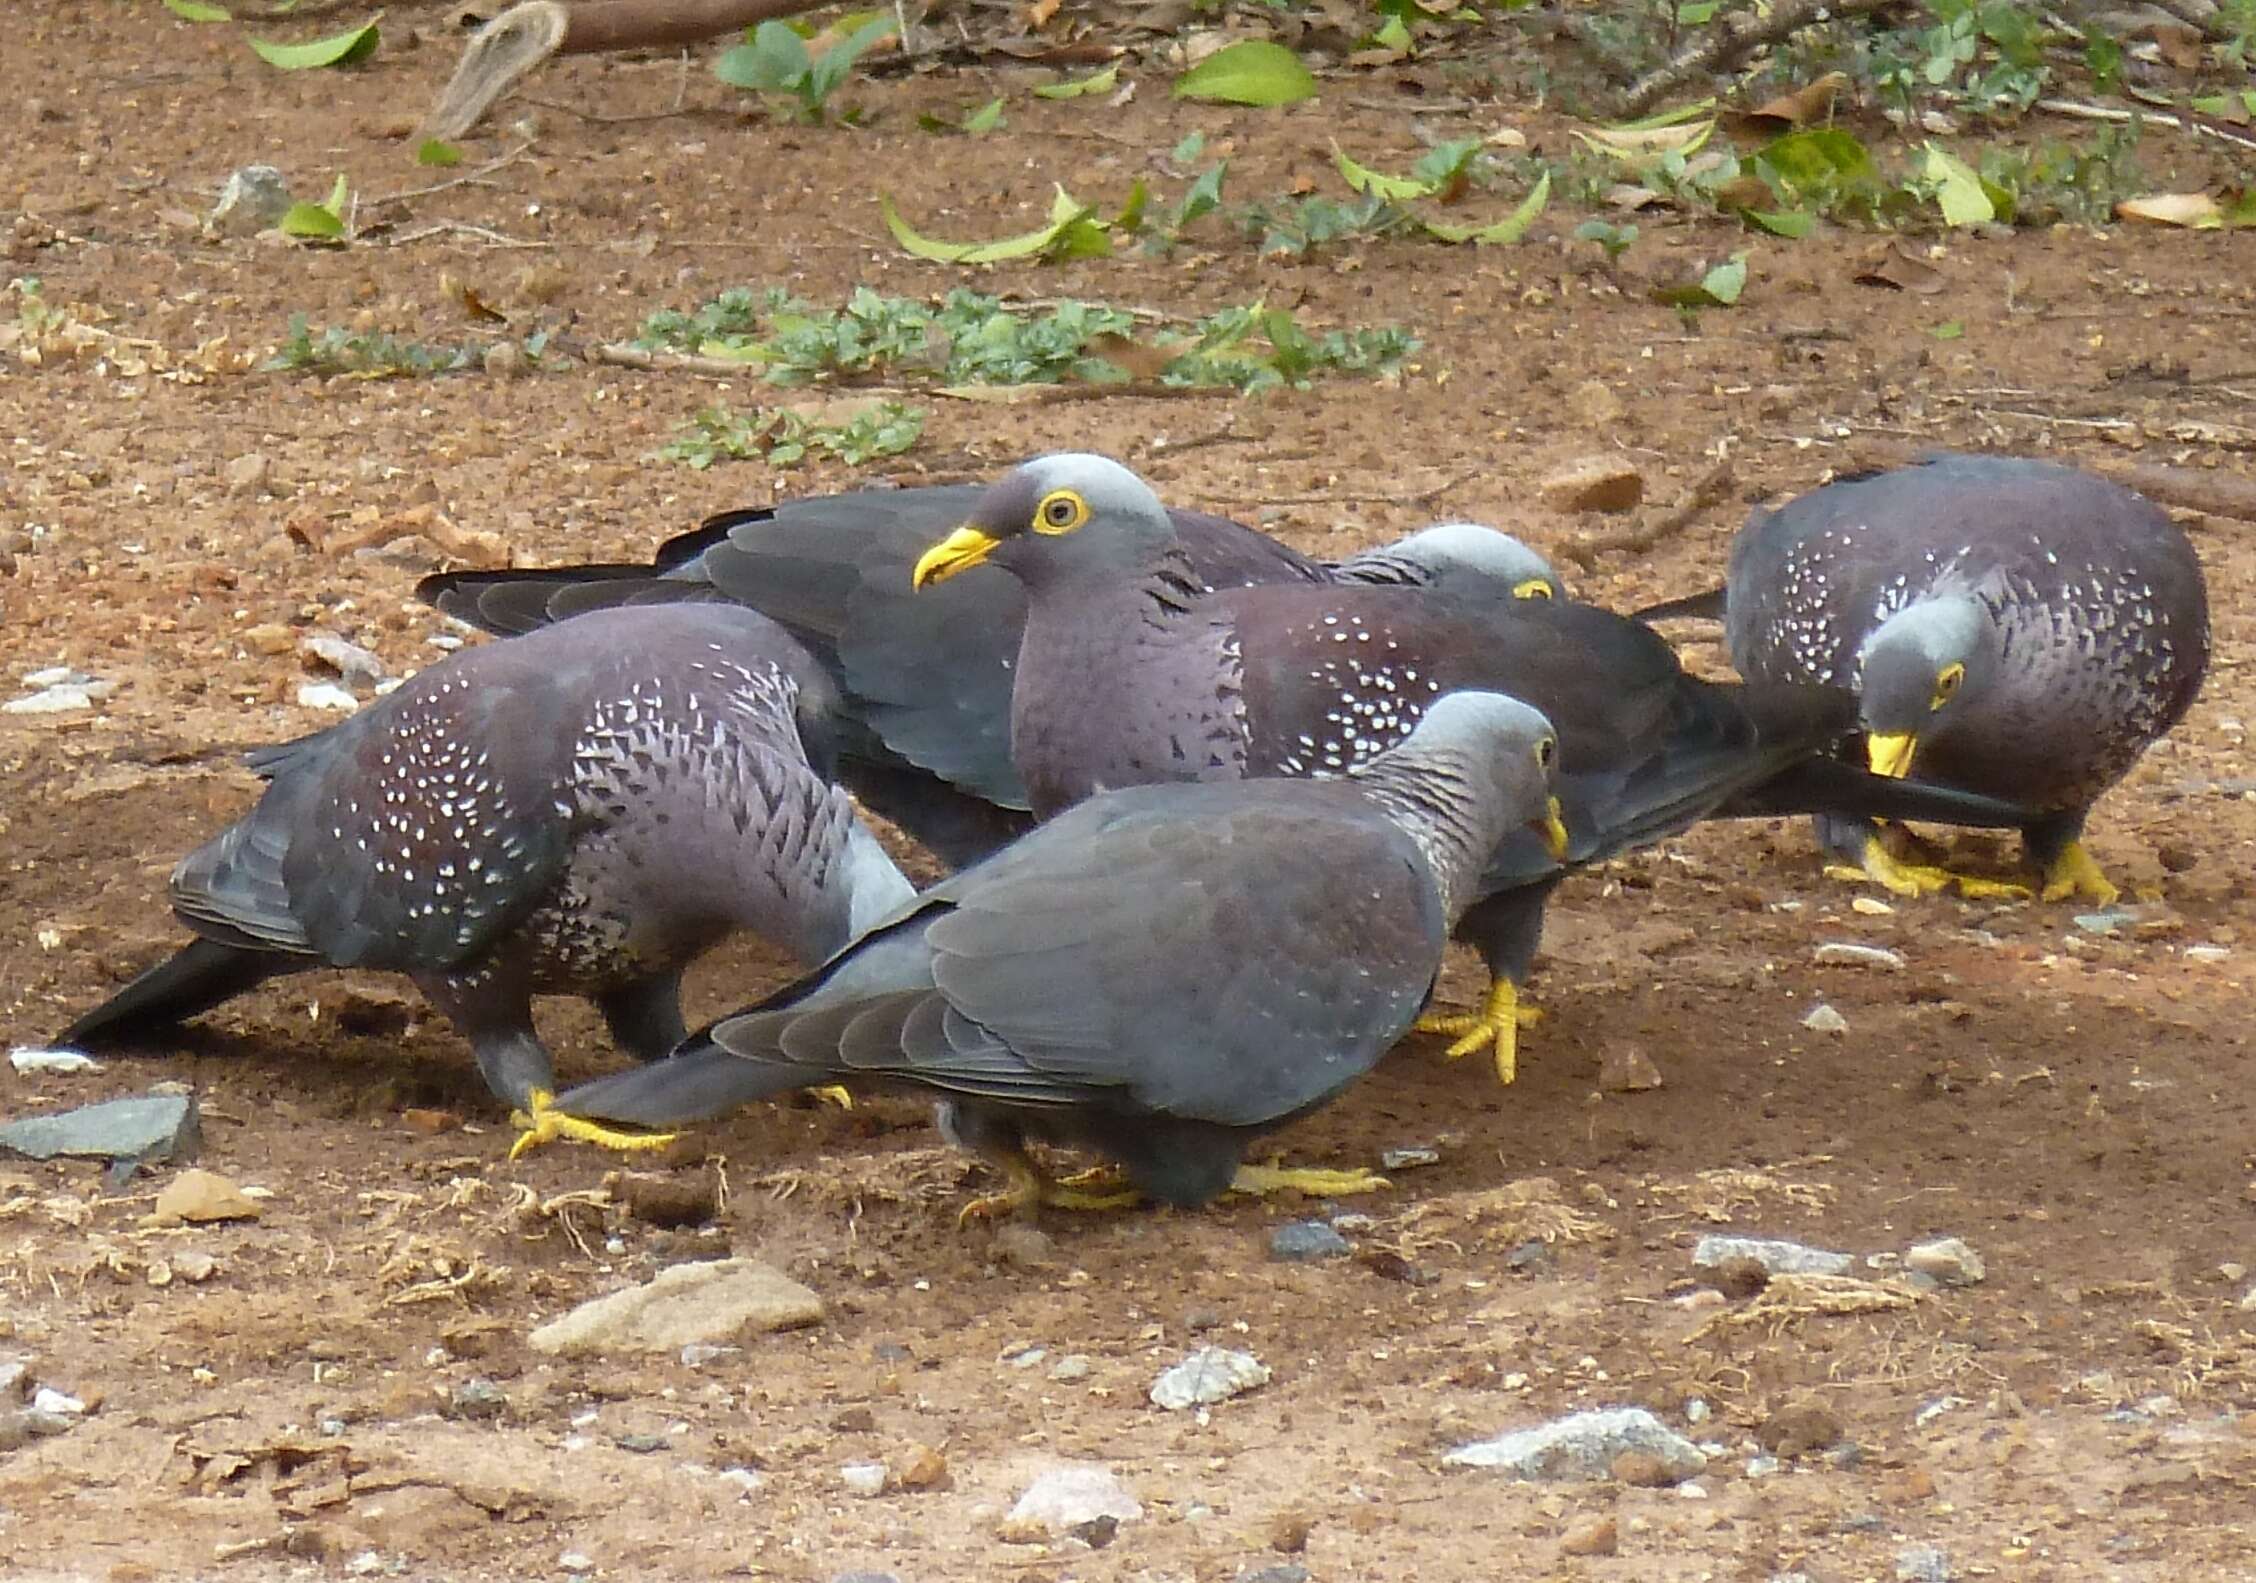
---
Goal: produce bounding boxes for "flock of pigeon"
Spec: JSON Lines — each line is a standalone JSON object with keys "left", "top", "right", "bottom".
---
{"left": 56, "top": 450, "right": 2211, "bottom": 1221}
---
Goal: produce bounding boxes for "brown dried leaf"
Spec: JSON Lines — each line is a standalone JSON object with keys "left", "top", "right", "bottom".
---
{"left": 1724, "top": 71, "right": 1850, "bottom": 137}
{"left": 1852, "top": 242, "right": 1946, "bottom": 293}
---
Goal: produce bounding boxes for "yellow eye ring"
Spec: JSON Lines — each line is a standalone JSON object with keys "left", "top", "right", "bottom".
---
{"left": 1512, "top": 578, "right": 1555, "bottom": 601}
{"left": 1930, "top": 661, "right": 1966, "bottom": 711}
{"left": 1034, "top": 489, "right": 1090, "bottom": 535}
{"left": 1535, "top": 735, "right": 1557, "bottom": 769}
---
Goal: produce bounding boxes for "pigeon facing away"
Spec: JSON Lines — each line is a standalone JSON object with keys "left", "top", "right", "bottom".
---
{"left": 1639, "top": 455, "right": 2209, "bottom": 903}
{"left": 57, "top": 606, "right": 914, "bottom": 1152}
{"left": 417, "top": 486, "right": 1563, "bottom": 868}
{"left": 549, "top": 691, "right": 1569, "bottom": 1217}
{"left": 904, "top": 454, "right": 2029, "bottom": 1084}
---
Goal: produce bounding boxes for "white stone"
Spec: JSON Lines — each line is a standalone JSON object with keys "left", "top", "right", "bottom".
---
{"left": 1905, "top": 1237, "right": 1986, "bottom": 1286}
{"left": 1692, "top": 1235, "right": 1852, "bottom": 1277}
{"left": 1002, "top": 1463, "right": 1143, "bottom": 1537}
{"left": 1444, "top": 1407, "right": 1707, "bottom": 1482}
{"left": 296, "top": 682, "right": 360, "bottom": 713}
{"left": 1149, "top": 1346, "right": 1270, "bottom": 1411}
{"left": 841, "top": 1461, "right": 887, "bottom": 1497}
{"left": 528, "top": 1259, "right": 822, "bottom": 1356}
{"left": 9, "top": 1048, "right": 101, "bottom": 1074}
{"left": 1813, "top": 941, "right": 1906, "bottom": 970}
{"left": 1801, "top": 1003, "right": 1849, "bottom": 1035}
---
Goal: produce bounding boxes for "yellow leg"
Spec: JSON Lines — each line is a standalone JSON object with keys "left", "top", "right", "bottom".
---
{"left": 2040, "top": 841, "right": 2119, "bottom": 906}
{"left": 1416, "top": 977, "right": 1541, "bottom": 1085}
{"left": 809, "top": 1084, "right": 855, "bottom": 1111}
{"left": 958, "top": 1152, "right": 1139, "bottom": 1226}
{"left": 1825, "top": 834, "right": 2031, "bottom": 902}
{"left": 1230, "top": 1161, "right": 1393, "bottom": 1198}
{"left": 508, "top": 1087, "right": 679, "bottom": 1160}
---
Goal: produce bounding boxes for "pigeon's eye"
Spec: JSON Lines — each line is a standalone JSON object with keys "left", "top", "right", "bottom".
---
{"left": 1930, "top": 661, "right": 1966, "bottom": 710}
{"left": 1535, "top": 735, "right": 1557, "bottom": 769}
{"left": 1512, "top": 578, "right": 1555, "bottom": 601}
{"left": 1034, "top": 490, "right": 1090, "bottom": 535}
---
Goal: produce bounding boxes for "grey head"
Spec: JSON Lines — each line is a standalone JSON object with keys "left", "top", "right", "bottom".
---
{"left": 1335, "top": 522, "right": 1567, "bottom": 603}
{"left": 1854, "top": 591, "right": 2000, "bottom": 775}
{"left": 911, "top": 453, "right": 1182, "bottom": 595}
{"left": 1347, "top": 689, "right": 1567, "bottom": 918}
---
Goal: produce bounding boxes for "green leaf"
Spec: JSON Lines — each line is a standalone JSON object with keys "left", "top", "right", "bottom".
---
{"left": 1930, "top": 320, "right": 1964, "bottom": 339}
{"left": 415, "top": 139, "right": 464, "bottom": 168}
{"left": 963, "top": 97, "right": 1005, "bottom": 134}
{"left": 1171, "top": 131, "right": 1208, "bottom": 164}
{"left": 320, "top": 172, "right": 350, "bottom": 215}
{"left": 1174, "top": 41, "right": 1317, "bottom": 107}
{"left": 1424, "top": 169, "right": 1550, "bottom": 245}
{"left": 1746, "top": 208, "right": 1814, "bottom": 238}
{"left": 1033, "top": 62, "right": 1119, "bottom": 99}
{"left": 248, "top": 21, "right": 379, "bottom": 69}
{"left": 1371, "top": 14, "right": 1412, "bottom": 51}
{"left": 1922, "top": 143, "right": 1995, "bottom": 227}
{"left": 880, "top": 188, "right": 1105, "bottom": 264}
{"left": 716, "top": 21, "right": 810, "bottom": 92}
{"left": 1654, "top": 251, "right": 1747, "bottom": 308}
{"left": 278, "top": 201, "right": 344, "bottom": 239}
{"left": 163, "top": 0, "right": 233, "bottom": 20}
{"left": 1113, "top": 178, "right": 1149, "bottom": 234}
{"left": 804, "top": 15, "right": 894, "bottom": 103}
{"left": 1755, "top": 128, "right": 1874, "bottom": 189}
{"left": 1174, "top": 162, "right": 1227, "bottom": 228}
{"left": 1333, "top": 144, "right": 1432, "bottom": 202}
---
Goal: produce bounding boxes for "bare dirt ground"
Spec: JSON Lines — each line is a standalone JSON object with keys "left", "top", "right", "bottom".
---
{"left": 3, "top": 5, "right": 2253, "bottom": 1579}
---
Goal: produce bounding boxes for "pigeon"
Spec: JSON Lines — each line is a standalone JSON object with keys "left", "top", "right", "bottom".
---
{"left": 55, "top": 605, "right": 915, "bottom": 1152}
{"left": 416, "top": 486, "right": 1563, "bottom": 867}
{"left": 1636, "top": 455, "right": 2209, "bottom": 903}
{"left": 547, "top": 691, "right": 1569, "bottom": 1217}
{"left": 902, "top": 453, "right": 2029, "bottom": 1083}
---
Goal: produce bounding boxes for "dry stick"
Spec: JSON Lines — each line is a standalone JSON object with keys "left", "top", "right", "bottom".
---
{"left": 1612, "top": 0, "right": 1893, "bottom": 120}
{"left": 425, "top": 0, "right": 834, "bottom": 138}
{"left": 1555, "top": 462, "right": 1736, "bottom": 572}
{"left": 2034, "top": 98, "right": 2256, "bottom": 153}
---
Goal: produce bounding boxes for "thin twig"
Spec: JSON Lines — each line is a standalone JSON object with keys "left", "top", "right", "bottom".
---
{"left": 1614, "top": 0, "right": 1893, "bottom": 119}
{"left": 517, "top": 94, "right": 704, "bottom": 125}
{"left": 1206, "top": 472, "right": 1477, "bottom": 509}
{"left": 370, "top": 143, "right": 533, "bottom": 206}
{"left": 2034, "top": 97, "right": 2256, "bottom": 152}
{"left": 384, "top": 221, "right": 549, "bottom": 248}
{"left": 1973, "top": 408, "right": 2135, "bottom": 429}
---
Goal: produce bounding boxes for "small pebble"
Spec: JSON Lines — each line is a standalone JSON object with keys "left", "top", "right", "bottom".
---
{"left": 448, "top": 1379, "right": 507, "bottom": 1421}
{"left": 225, "top": 453, "right": 271, "bottom": 498}
{"left": 1048, "top": 1354, "right": 1092, "bottom": 1382}
{"left": 841, "top": 1460, "right": 887, "bottom": 1497}
{"left": 1801, "top": 1003, "right": 1849, "bottom": 1035}
{"left": 559, "top": 1552, "right": 594, "bottom": 1574}
{"left": 1379, "top": 1146, "right": 1441, "bottom": 1170}
{"left": 896, "top": 1443, "right": 948, "bottom": 1490}
{"left": 1597, "top": 1044, "right": 1664, "bottom": 1091}
{"left": 1896, "top": 1543, "right": 1953, "bottom": 1582}
{"left": 1269, "top": 1220, "right": 1351, "bottom": 1262}
{"left": 1905, "top": 1237, "right": 1986, "bottom": 1286}
{"left": 1692, "top": 1234, "right": 1851, "bottom": 1278}
{"left": 1559, "top": 1514, "right": 1618, "bottom": 1555}
{"left": 297, "top": 682, "right": 360, "bottom": 713}
{"left": 1150, "top": 1346, "right": 1270, "bottom": 1411}
{"left": 1814, "top": 941, "right": 1906, "bottom": 970}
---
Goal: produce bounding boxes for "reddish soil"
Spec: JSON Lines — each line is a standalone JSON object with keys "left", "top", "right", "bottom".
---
{"left": 2, "top": 5, "right": 2252, "bottom": 1580}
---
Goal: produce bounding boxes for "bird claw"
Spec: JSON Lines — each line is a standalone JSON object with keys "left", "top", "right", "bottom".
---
{"left": 808, "top": 1084, "right": 855, "bottom": 1111}
{"left": 1835, "top": 839, "right": 2031, "bottom": 902}
{"left": 2039, "top": 842, "right": 2119, "bottom": 906}
{"left": 957, "top": 1158, "right": 1137, "bottom": 1225}
{"left": 508, "top": 1088, "right": 678, "bottom": 1160}
{"left": 1229, "top": 1161, "right": 1392, "bottom": 1198}
{"left": 1416, "top": 979, "right": 1539, "bottom": 1085}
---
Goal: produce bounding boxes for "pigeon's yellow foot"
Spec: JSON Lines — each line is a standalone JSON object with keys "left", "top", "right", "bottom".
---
{"left": 1417, "top": 977, "right": 1540, "bottom": 1085}
{"left": 1230, "top": 1162, "right": 1393, "bottom": 1198}
{"left": 508, "top": 1088, "right": 678, "bottom": 1160}
{"left": 958, "top": 1153, "right": 1137, "bottom": 1224}
{"left": 809, "top": 1084, "right": 855, "bottom": 1111}
{"left": 1827, "top": 836, "right": 2031, "bottom": 902}
{"left": 1056, "top": 1163, "right": 1131, "bottom": 1192}
{"left": 2040, "top": 841, "right": 2119, "bottom": 906}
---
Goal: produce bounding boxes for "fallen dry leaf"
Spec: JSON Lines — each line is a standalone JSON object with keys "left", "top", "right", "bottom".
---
{"left": 1852, "top": 242, "right": 1947, "bottom": 293}
{"left": 1726, "top": 71, "right": 1850, "bottom": 137}
{"left": 2115, "top": 192, "right": 2223, "bottom": 229}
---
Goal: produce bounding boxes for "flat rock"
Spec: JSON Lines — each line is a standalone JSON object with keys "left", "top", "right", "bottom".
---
{"left": 1905, "top": 1237, "right": 1986, "bottom": 1286}
{"left": 1692, "top": 1234, "right": 1852, "bottom": 1277}
{"left": 152, "top": 1167, "right": 260, "bottom": 1225}
{"left": 1150, "top": 1346, "right": 1270, "bottom": 1411}
{"left": 1444, "top": 1407, "right": 1707, "bottom": 1483}
{"left": 1813, "top": 941, "right": 1906, "bottom": 970}
{"left": 205, "top": 165, "right": 291, "bottom": 238}
{"left": 999, "top": 1463, "right": 1143, "bottom": 1540}
{"left": 1269, "top": 1220, "right": 1350, "bottom": 1262}
{"left": 0, "top": 1092, "right": 199, "bottom": 1163}
{"left": 8, "top": 1047, "right": 101, "bottom": 1074}
{"left": 1540, "top": 456, "right": 1644, "bottom": 513}
{"left": 528, "top": 1258, "right": 822, "bottom": 1356}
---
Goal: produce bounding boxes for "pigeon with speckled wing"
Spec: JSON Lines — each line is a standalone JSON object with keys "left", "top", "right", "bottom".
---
{"left": 1638, "top": 455, "right": 2209, "bottom": 903}
{"left": 417, "top": 487, "right": 1564, "bottom": 867}
{"left": 903, "top": 454, "right": 2030, "bottom": 1085}
{"left": 56, "top": 605, "right": 915, "bottom": 1152}
{"left": 550, "top": 692, "right": 1566, "bottom": 1218}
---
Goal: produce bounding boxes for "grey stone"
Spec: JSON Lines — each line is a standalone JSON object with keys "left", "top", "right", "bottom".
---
{"left": 1001, "top": 1463, "right": 1143, "bottom": 1539}
{"left": 205, "top": 166, "right": 292, "bottom": 238}
{"left": 1047, "top": 1354, "right": 1092, "bottom": 1382}
{"left": 1896, "top": 1544, "right": 1953, "bottom": 1582}
{"left": 1813, "top": 941, "right": 1906, "bottom": 970}
{"left": 1269, "top": 1220, "right": 1350, "bottom": 1262}
{"left": 0, "top": 1092, "right": 200, "bottom": 1163}
{"left": 1150, "top": 1346, "right": 1270, "bottom": 1411}
{"left": 300, "top": 632, "right": 388, "bottom": 687}
{"left": 528, "top": 1258, "right": 823, "bottom": 1356}
{"left": 1379, "top": 1146, "right": 1441, "bottom": 1170}
{"left": 1692, "top": 1234, "right": 1852, "bottom": 1277}
{"left": 1801, "top": 1003, "right": 1849, "bottom": 1034}
{"left": 840, "top": 1461, "right": 886, "bottom": 1497}
{"left": 447, "top": 1378, "right": 507, "bottom": 1421}
{"left": 1444, "top": 1407, "right": 1707, "bottom": 1483}
{"left": 1241, "top": 1568, "right": 1311, "bottom": 1583}
{"left": 1905, "top": 1237, "right": 1985, "bottom": 1286}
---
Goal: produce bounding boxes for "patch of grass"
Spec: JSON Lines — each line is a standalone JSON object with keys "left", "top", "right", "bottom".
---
{"left": 633, "top": 287, "right": 1418, "bottom": 394}
{"left": 1232, "top": 192, "right": 1421, "bottom": 257}
{"left": 1977, "top": 126, "right": 2148, "bottom": 227}
{"left": 262, "top": 315, "right": 553, "bottom": 377}
{"left": 658, "top": 399, "right": 926, "bottom": 469}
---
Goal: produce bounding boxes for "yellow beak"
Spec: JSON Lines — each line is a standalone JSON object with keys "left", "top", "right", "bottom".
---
{"left": 911, "top": 525, "right": 1002, "bottom": 590}
{"left": 1866, "top": 731, "right": 1918, "bottom": 779}
{"left": 1537, "top": 797, "right": 1571, "bottom": 862}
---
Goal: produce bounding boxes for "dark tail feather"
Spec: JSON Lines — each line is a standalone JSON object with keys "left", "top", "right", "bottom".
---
{"left": 58, "top": 938, "right": 294, "bottom": 1049}
{"left": 549, "top": 1034, "right": 827, "bottom": 1128}
{"left": 1632, "top": 586, "right": 1729, "bottom": 623}
{"left": 415, "top": 568, "right": 717, "bottom": 637}
{"left": 1725, "top": 760, "right": 2028, "bottom": 829}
